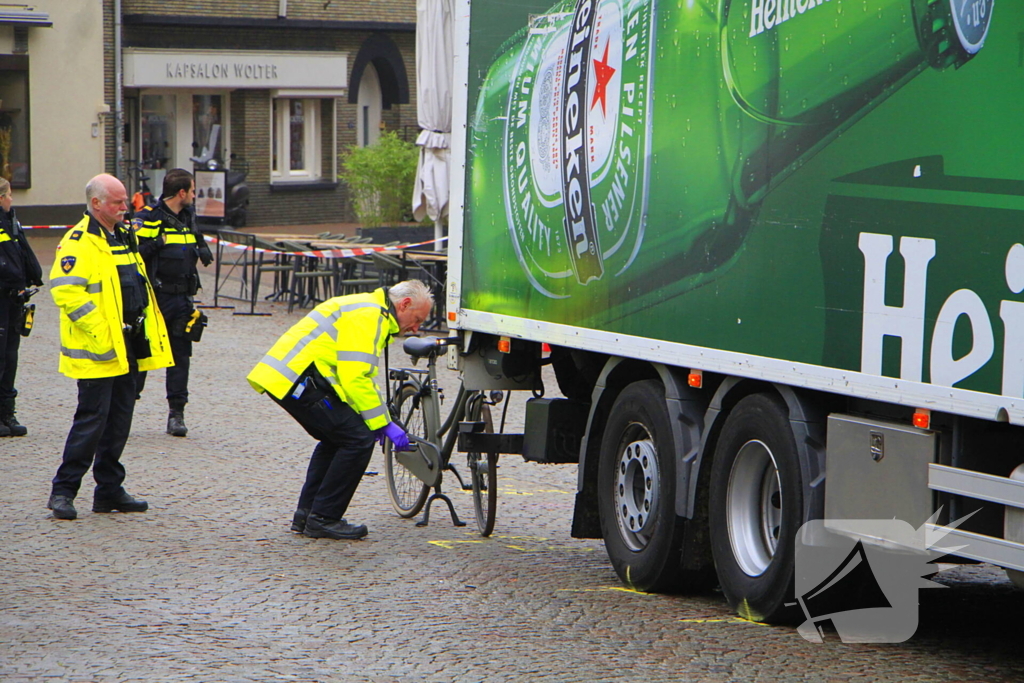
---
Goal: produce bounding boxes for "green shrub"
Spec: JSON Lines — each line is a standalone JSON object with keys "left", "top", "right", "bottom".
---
{"left": 339, "top": 131, "right": 419, "bottom": 227}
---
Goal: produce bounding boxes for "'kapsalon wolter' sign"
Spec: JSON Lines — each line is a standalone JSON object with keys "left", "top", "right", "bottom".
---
{"left": 166, "top": 61, "right": 280, "bottom": 81}
{"left": 123, "top": 49, "right": 348, "bottom": 90}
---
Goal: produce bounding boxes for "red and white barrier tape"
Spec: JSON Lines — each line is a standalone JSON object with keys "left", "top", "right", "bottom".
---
{"left": 24, "top": 225, "right": 447, "bottom": 260}
{"left": 204, "top": 234, "right": 448, "bottom": 259}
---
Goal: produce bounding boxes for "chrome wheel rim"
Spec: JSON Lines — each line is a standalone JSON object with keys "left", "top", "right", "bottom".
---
{"left": 726, "top": 439, "right": 782, "bottom": 577}
{"left": 613, "top": 424, "right": 659, "bottom": 552}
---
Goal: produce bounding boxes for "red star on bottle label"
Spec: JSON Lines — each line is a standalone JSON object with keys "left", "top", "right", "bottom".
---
{"left": 591, "top": 41, "right": 616, "bottom": 116}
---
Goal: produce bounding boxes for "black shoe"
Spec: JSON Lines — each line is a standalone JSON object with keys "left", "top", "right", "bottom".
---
{"left": 0, "top": 399, "right": 20, "bottom": 436}
{"left": 167, "top": 410, "right": 188, "bottom": 437}
{"left": 290, "top": 508, "right": 309, "bottom": 533}
{"left": 93, "top": 490, "right": 149, "bottom": 513}
{"left": 47, "top": 494, "right": 77, "bottom": 520}
{"left": 302, "top": 513, "right": 368, "bottom": 540}
{"left": 3, "top": 413, "right": 26, "bottom": 436}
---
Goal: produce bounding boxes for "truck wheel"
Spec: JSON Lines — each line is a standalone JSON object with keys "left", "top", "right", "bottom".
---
{"left": 598, "top": 380, "right": 689, "bottom": 592}
{"left": 710, "top": 393, "right": 803, "bottom": 622}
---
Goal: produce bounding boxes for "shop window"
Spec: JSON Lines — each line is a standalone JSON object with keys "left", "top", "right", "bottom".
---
{"left": 140, "top": 94, "right": 176, "bottom": 195}
{"left": 272, "top": 98, "right": 321, "bottom": 181}
{"left": 192, "top": 94, "right": 223, "bottom": 164}
{"left": 0, "top": 55, "right": 30, "bottom": 188}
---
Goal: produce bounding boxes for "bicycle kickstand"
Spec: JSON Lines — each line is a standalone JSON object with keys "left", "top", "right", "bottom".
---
{"left": 416, "top": 485, "right": 467, "bottom": 528}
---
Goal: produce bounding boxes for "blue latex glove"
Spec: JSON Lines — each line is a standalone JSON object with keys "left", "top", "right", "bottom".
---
{"left": 381, "top": 421, "right": 410, "bottom": 451}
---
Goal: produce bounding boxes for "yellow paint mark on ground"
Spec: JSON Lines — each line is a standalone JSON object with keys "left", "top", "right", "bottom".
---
{"left": 556, "top": 586, "right": 657, "bottom": 596}
{"left": 678, "top": 617, "right": 772, "bottom": 627}
{"left": 429, "top": 539, "right": 487, "bottom": 549}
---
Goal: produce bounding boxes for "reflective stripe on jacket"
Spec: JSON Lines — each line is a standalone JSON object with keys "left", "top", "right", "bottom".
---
{"left": 133, "top": 200, "right": 211, "bottom": 286}
{"left": 247, "top": 288, "right": 399, "bottom": 430}
{"left": 0, "top": 208, "right": 42, "bottom": 290}
{"left": 49, "top": 215, "right": 174, "bottom": 379}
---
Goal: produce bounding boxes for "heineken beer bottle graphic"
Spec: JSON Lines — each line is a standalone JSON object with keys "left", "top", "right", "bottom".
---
{"left": 466, "top": 0, "right": 994, "bottom": 316}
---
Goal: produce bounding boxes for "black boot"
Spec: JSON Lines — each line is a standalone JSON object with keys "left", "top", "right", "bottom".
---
{"left": 167, "top": 409, "right": 188, "bottom": 437}
{"left": 291, "top": 508, "right": 309, "bottom": 533}
{"left": 0, "top": 399, "right": 24, "bottom": 437}
{"left": 48, "top": 494, "right": 78, "bottom": 520}
{"left": 303, "top": 513, "right": 368, "bottom": 540}
{"left": 93, "top": 489, "right": 148, "bottom": 513}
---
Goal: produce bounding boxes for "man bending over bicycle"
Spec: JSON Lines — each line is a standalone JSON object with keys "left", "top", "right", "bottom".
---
{"left": 247, "top": 280, "right": 433, "bottom": 540}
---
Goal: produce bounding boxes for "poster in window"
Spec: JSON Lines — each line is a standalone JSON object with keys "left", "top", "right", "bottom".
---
{"left": 195, "top": 170, "right": 225, "bottom": 218}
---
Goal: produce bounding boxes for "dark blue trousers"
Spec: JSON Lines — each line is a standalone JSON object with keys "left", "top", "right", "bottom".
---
{"left": 0, "top": 296, "right": 22, "bottom": 401}
{"left": 52, "top": 364, "right": 138, "bottom": 499}
{"left": 273, "top": 387, "right": 376, "bottom": 521}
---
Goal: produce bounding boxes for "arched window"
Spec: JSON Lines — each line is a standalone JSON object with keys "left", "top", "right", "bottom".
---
{"left": 356, "top": 63, "right": 382, "bottom": 147}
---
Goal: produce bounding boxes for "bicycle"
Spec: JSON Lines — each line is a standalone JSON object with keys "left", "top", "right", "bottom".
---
{"left": 383, "top": 336, "right": 506, "bottom": 536}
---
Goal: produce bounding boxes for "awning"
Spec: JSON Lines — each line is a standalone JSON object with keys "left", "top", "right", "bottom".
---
{"left": 0, "top": 8, "right": 51, "bottom": 27}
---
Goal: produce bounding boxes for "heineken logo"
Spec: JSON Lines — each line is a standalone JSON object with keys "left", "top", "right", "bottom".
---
{"left": 562, "top": 0, "right": 602, "bottom": 284}
{"left": 503, "top": 0, "right": 653, "bottom": 297}
{"left": 749, "top": 0, "right": 831, "bottom": 38}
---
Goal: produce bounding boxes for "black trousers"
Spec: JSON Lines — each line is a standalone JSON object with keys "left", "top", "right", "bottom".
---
{"left": 272, "top": 388, "right": 376, "bottom": 521}
{"left": 0, "top": 295, "right": 22, "bottom": 402}
{"left": 136, "top": 292, "right": 191, "bottom": 409}
{"left": 52, "top": 363, "right": 138, "bottom": 499}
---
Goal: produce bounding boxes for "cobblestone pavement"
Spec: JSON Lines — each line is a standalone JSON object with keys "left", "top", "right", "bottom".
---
{"left": 3, "top": 265, "right": 1024, "bottom": 682}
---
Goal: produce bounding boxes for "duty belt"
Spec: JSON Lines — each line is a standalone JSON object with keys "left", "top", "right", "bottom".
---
{"left": 155, "top": 281, "right": 192, "bottom": 294}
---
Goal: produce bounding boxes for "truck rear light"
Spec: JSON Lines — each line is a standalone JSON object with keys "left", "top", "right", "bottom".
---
{"left": 448, "top": 311, "right": 456, "bottom": 322}
{"left": 913, "top": 409, "right": 931, "bottom": 429}
{"left": 688, "top": 369, "right": 703, "bottom": 388}
{"left": 498, "top": 336, "right": 511, "bottom": 353}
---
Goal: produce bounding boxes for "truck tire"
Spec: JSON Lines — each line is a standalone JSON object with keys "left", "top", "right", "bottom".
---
{"left": 709, "top": 393, "right": 804, "bottom": 623}
{"left": 598, "top": 380, "right": 689, "bottom": 593}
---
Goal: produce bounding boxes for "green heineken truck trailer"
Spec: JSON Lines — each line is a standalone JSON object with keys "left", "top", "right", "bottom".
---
{"left": 443, "top": 0, "right": 1023, "bottom": 620}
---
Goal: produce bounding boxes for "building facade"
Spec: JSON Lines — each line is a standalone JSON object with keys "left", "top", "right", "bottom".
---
{"left": 0, "top": 2, "right": 107, "bottom": 226}
{"left": 114, "top": 0, "right": 418, "bottom": 227}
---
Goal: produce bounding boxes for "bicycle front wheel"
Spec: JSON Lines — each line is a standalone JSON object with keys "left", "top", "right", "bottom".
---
{"left": 469, "top": 401, "right": 498, "bottom": 536}
{"left": 385, "top": 383, "right": 430, "bottom": 518}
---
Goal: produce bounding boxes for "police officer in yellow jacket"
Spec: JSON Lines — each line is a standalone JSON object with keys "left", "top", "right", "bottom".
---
{"left": 47, "top": 174, "right": 174, "bottom": 521}
{"left": 248, "top": 280, "right": 433, "bottom": 540}
{"left": 133, "top": 168, "right": 213, "bottom": 437}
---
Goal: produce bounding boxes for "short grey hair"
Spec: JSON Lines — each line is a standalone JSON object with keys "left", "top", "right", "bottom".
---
{"left": 85, "top": 174, "right": 113, "bottom": 205}
{"left": 389, "top": 279, "right": 434, "bottom": 308}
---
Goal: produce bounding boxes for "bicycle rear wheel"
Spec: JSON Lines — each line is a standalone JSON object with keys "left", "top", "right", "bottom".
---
{"left": 468, "top": 401, "right": 498, "bottom": 536}
{"left": 385, "top": 383, "right": 430, "bottom": 518}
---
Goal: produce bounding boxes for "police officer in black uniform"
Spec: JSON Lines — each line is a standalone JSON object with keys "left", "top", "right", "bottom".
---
{"left": 133, "top": 168, "right": 213, "bottom": 437}
{"left": 0, "top": 177, "right": 42, "bottom": 436}
{"left": 47, "top": 173, "right": 174, "bottom": 521}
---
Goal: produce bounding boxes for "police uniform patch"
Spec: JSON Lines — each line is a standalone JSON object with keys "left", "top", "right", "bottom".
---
{"left": 60, "top": 256, "right": 77, "bottom": 273}
{"left": 69, "top": 230, "right": 83, "bottom": 241}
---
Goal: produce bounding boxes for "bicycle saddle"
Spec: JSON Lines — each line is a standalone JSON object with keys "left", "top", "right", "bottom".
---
{"left": 403, "top": 336, "right": 444, "bottom": 358}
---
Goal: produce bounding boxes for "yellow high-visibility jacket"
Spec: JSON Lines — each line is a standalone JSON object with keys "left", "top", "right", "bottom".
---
{"left": 49, "top": 214, "right": 173, "bottom": 379}
{"left": 247, "top": 289, "right": 399, "bottom": 430}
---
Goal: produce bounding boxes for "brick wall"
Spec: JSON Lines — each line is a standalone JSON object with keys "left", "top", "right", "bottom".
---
{"left": 122, "top": 0, "right": 416, "bottom": 24}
